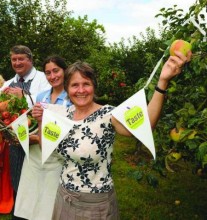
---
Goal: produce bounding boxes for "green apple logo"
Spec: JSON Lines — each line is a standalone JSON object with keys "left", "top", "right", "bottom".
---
{"left": 124, "top": 106, "right": 144, "bottom": 129}
{"left": 17, "top": 125, "right": 27, "bottom": 141}
{"left": 43, "top": 121, "right": 61, "bottom": 142}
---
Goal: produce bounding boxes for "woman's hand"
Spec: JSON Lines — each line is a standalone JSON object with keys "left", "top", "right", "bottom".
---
{"left": 148, "top": 50, "right": 192, "bottom": 129}
{"left": 29, "top": 134, "right": 39, "bottom": 145}
{"left": 158, "top": 50, "right": 192, "bottom": 89}
{"left": 32, "top": 103, "right": 44, "bottom": 123}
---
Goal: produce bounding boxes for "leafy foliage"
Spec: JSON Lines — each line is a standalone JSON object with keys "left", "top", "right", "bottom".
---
{"left": 107, "top": 28, "right": 164, "bottom": 85}
{"left": 151, "top": 1, "right": 207, "bottom": 173}
{"left": 0, "top": 0, "right": 107, "bottom": 79}
{"left": 97, "top": 68, "right": 134, "bottom": 106}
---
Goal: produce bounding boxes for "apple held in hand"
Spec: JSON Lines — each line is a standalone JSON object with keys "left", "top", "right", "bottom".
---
{"left": 170, "top": 39, "right": 192, "bottom": 56}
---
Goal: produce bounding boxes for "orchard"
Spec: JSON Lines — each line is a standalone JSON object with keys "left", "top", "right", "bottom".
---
{"left": 151, "top": 1, "right": 207, "bottom": 176}
{"left": 0, "top": 0, "right": 206, "bottom": 176}
{"left": 0, "top": 0, "right": 207, "bottom": 219}
{"left": 98, "top": 1, "right": 207, "bottom": 177}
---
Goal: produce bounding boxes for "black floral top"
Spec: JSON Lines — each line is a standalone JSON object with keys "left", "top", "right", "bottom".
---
{"left": 56, "top": 105, "right": 116, "bottom": 193}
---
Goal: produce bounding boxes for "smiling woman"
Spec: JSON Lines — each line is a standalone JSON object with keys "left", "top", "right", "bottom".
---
{"left": 13, "top": 55, "right": 72, "bottom": 220}
{"left": 38, "top": 52, "right": 189, "bottom": 219}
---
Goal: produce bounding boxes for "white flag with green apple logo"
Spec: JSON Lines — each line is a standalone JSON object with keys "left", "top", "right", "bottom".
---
{"left": 41, "top": 108, "right": 75, "bottom": 164}
{"left": 11, "top": 113, "right": 30, "bottom": 161}
{"left": 112, "top": 88, "right": 156, "bottom": 159}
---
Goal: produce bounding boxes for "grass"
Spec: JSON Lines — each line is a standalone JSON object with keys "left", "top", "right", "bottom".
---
{"left": 0, "top": 214, "right": 10, "bottom": 220}
{"left": 1, "top": 134, "right": 207, "bottom": 220}
{"left": 112, "top": 134, "right": 207, "bottom": 220}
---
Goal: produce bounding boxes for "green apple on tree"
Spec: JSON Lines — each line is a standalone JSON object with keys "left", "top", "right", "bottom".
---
{"left": 169, "top": 127, "right": 185, "bottom": 142}
{"left": 124, "top": 106, "right": 144, "bottom": 130}
{"left": 170, "top": 39, "right": 192, "bottom": 56}
{"left": 197, "top": 168, "right": 203, "bottom": 176}
{"left": 43, "top": 121, "right": 61, "bottom": 142}
{"left": 188, "top": 130, "right": 197, "bottom": 139}
{"left": 174, "top": 200, "right": 181, "bottom": 206}
{"left": 168, "top": 152, "right": 182, "bottom": 162}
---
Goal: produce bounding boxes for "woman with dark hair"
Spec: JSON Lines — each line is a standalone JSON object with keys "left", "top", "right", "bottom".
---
{"left": 36, "top": 55, "right": 70, "bottom": 106}
{"left": 14, "top": 55, "right": 72, "bottom": 220}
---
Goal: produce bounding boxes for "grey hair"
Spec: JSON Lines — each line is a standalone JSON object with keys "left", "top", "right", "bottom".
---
{"left": 10, "top": 45, "right": 33, "bottom": 60}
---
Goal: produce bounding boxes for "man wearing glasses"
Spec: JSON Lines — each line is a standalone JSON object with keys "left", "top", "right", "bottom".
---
{"left": 0, "top": 45, "right": 51, "bottom": 220}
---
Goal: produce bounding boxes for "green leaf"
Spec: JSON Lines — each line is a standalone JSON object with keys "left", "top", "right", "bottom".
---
{"left": 132, "top": 170, "right": 143, "bottom": 182}
{"left": 128, "top": 171, "right": 143, "bottom": 181}
{"left": 197, "top": 142, "right": 207, "bottom": 160}
{"left": 146, "top": 174, "right": 159, "bottom": 188}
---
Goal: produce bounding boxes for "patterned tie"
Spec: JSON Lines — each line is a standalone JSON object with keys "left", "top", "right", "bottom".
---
{"left": 19, "top": 77, "right": 25, "bottom": 89}
{"left": 9, "top": 77, "right": 34, "bottom": 104}
{"left": 19, "top": 77, "right": 24, "bottom": 82}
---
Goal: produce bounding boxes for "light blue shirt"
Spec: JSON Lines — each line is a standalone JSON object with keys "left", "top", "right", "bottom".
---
{"left": 36, "top": 89, "right": 72, "bottom": 107}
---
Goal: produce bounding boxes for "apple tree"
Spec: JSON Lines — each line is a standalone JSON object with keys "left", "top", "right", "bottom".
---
{"left": 0, "top": 0, "right": 107, "bottom": 79}
{"left": 146, "top": 0, "right": 207, "bottom": 175}
{"left": 108, "top": 28, "right": 164, "bottom": 85}
{"left": 95, "top": 28, "right": 165, "bottom": 107}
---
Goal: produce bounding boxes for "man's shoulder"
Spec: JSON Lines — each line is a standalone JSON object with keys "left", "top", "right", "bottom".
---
{"left": 4, "top": 77, "right": 15, "bottom": 84}
{"left": 29, "top": 67, "right": 51, "bottom": 90}
{"left": 34, "top": 69, "right": 45, "bottom": 77}
{"left": 32, "top": 69, "right": 47, "bottom": 81}
{"left": 36, "top": 69, "right": 44, "bottom": 75}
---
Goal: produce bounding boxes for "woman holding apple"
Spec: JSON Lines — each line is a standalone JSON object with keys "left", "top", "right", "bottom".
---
{"left": 14, "top": 55, "right": 72, "bottom": 220}
{"left": 31, "top": 50, "right": 191, "bottom": 220}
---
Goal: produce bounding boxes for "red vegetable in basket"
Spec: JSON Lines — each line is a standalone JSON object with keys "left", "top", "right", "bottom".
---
{"left": 3, "top": 118, "right": 11, "bottom": 126}
{"left": 10, "top": 114, "right": 19, "bottom": 122}
{"left": 1, "top": 111, "right": 11, "bottom": 120}
{"left": 20, "top": 109, "right": 27, "bottom": 115}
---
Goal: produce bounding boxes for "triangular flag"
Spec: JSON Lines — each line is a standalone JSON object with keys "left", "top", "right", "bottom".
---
{"left": 11, "top": 113, "right": 29, "bottom": 161}
{"left": 112, "top": 88, "right": 156, "bottom": 159}
{"left": 41, "top": 108, "right": 75, "bottom": 164}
